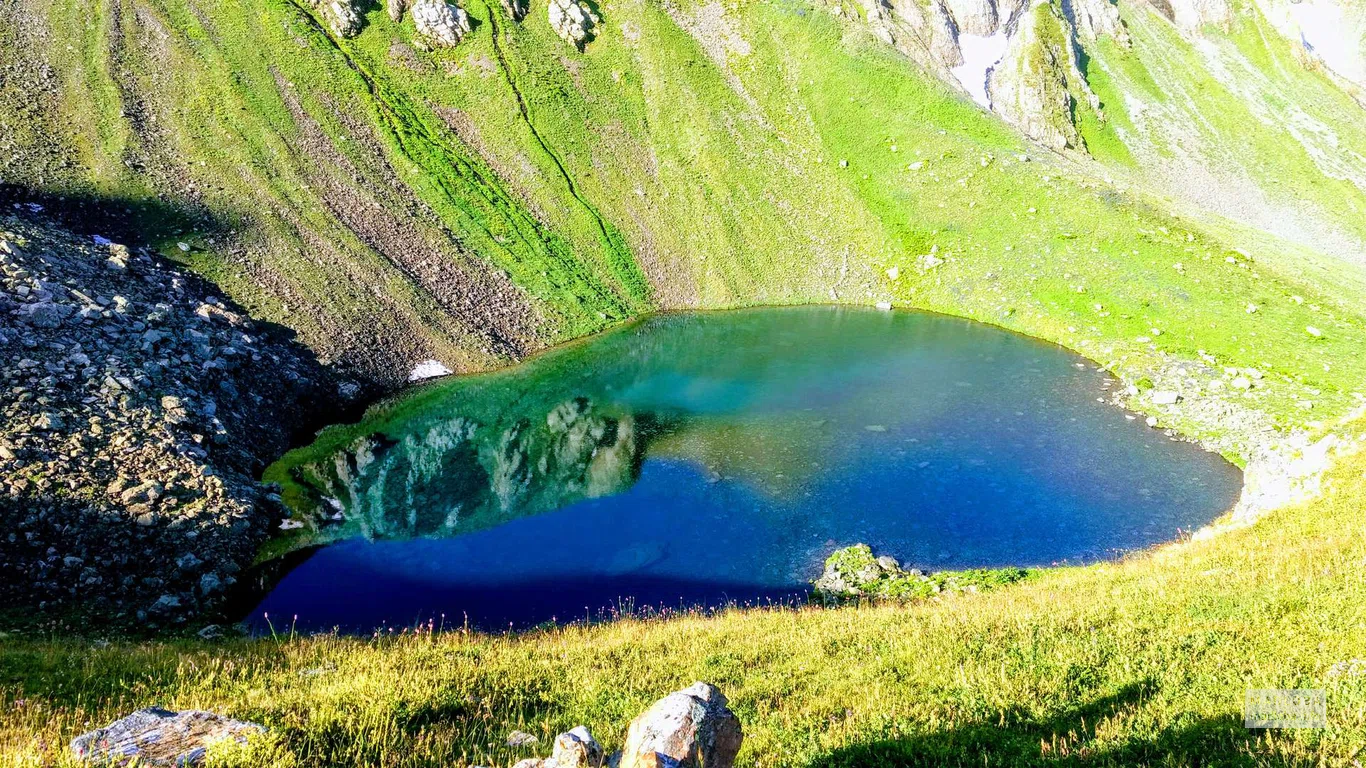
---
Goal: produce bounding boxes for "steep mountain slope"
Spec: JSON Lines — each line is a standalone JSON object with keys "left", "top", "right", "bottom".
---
{"left": 1, "top": 0, "right": 1364, "bottom": 437}
{"left": 846, "top": 0, "right": 1366, "bottom": 260}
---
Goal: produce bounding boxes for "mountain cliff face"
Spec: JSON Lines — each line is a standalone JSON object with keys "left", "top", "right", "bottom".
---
{"left": 839, "top": 0, "right": 1366, "bottom": 257}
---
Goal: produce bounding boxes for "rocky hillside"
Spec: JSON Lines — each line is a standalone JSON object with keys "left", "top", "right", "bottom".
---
{"left": 0, "top": 210, "right": 330, "bottom": 626}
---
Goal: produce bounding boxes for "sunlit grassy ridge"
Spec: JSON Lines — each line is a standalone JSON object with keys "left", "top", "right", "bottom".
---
{"left": 4, "top": 443, "right": 1365, "bottom": 767}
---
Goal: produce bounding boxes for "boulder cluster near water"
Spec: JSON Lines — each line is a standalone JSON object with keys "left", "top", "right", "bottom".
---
{"left": 0, "top": 211, "right": 330, "bottom": 626}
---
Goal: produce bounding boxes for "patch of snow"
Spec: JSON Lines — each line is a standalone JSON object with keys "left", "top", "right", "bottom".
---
{"left": 951, "top": 32, "right": 1008, "bottom": 108}
{"left": 1290, "top": 0, "right": 1364, "bottom": 84}
{"left": 408, "top": 359, "right": 452, "bottom": 381}
{"left": 92, "top": 234, "right": 113, "bottom": 246}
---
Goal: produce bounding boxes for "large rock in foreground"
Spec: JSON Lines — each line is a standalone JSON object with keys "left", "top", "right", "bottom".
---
{"left": 618, "top": 682, "right": 743, "bottom": 768}
{"left": 70, "top": 708, "right": 264, "bottom": 766}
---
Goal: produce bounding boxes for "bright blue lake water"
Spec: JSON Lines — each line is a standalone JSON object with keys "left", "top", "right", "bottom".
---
{"left": 249, "top": 307, "right": 1241, "bottom": 632}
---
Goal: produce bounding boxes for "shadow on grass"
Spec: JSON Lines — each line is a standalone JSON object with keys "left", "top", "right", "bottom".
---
{"left": 806, "top": 682, "right": 1284, "bottom": 767}
{"left": 0, "top": 183, "right": 232, "bottom": 250}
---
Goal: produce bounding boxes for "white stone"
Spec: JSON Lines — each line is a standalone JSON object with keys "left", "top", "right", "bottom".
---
{"left": 549, "top": 0, "right": 599, "bottom": 47}
{"left": 408, "top": 359, "right": 453, "bottom": 381}
{"left": 412, "top": 0, "right": 471, "bottom": 47}
{"left": 1151, "top": 390, "right": 1180, "bottom": 405}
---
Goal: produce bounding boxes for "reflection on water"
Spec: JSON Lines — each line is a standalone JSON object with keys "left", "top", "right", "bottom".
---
{"left": 251, "top": 307, "right": 1242, "bottom": 631}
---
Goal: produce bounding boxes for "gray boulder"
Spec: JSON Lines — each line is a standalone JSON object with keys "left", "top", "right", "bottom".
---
{"left": 19, "top": 301, "right": 70, "bottom": 328}
{"left": 70, "top": 707, "right": 264, "bottom": 766}
{"left": 553, "top": 726, "right": 603, "bottom": 768}
{"left": 618, "top": 682, "right": 742, "bottom": 768}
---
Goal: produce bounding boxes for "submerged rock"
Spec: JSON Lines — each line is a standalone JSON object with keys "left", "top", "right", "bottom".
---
{"left": 619, "top": 682, "right": 743, "bottom": 768}
{"left": 70, "top": 708, "right": 264, "bottom": 766}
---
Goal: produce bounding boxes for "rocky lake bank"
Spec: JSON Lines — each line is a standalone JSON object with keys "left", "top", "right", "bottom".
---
{"left": 0, "top": 208, "right": 340, "bottom": 629}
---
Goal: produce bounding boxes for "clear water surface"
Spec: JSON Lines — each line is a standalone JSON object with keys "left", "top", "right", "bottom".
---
{"left": 248, "top": 307, "right": 1242, "bottom": 631}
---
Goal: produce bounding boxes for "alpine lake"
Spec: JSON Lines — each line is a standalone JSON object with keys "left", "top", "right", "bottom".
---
{"left": 244, "top": 307, "right": 1242, "bottom": 632}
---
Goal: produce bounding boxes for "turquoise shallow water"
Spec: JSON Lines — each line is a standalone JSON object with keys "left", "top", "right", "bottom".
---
{"left": 249, "top": 307, "right": 1242, "bottom": 631}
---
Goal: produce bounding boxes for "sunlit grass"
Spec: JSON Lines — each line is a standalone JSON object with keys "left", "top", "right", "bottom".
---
{"left": 4, "top": 447, "right": 1365, "bottom": 767}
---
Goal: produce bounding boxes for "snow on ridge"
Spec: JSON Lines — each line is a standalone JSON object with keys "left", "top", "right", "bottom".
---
{"left": 952, "top": 32, "right": 1010, "bottom": 109}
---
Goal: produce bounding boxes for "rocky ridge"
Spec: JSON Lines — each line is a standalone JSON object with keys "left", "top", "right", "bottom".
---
{"left": 832, "top": 0, "right": 1366, "bottom": 156}
{"left": 0, "top": 210, "right": 329, "bottom": 627}
{"left": 316, "top": 0, "right": 594, "bottom": 50}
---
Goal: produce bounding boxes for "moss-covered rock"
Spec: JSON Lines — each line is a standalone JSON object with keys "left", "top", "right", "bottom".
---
{"left": 813, "top": 544, "right": 1032, "bottom": 602}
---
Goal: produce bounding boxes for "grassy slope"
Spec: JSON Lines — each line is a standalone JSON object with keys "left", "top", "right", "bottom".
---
{"left": 9, "top": 0, "right": 1365, "bottom": 403}
{"left": 4, "top": 445, "right": 1365, "bottom": 767}
{"left": 1082, "top": 0, "right": 1366, "bottom": 259}
{"left": 5, "top": 0, "right": 1366, "bottom": 764}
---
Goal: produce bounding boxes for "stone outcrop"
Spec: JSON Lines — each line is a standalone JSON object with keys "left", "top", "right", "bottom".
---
{"left": 828, "top": 0, "right": 1130, "bottom": 154}
{"left": 70, "top": 708, "right": 264, "bottom": 766}
{"left": 987, "top": 0, "right": 1094, "bottom": 150}
{"left": 323, "top": 0, "right": 364, "bottom": 37}
{"left": 501, "top": 0, "right": 527, "bottom": 21}
{"left": 412, "top": 0, "right": 472, "bottom": 47}
{"left": 813, "top": 544, "right": 1031, "bottom": 601}
{"left": 549, "top": 0, "right": 600, "bottom": 48}
{"left": 618, "top": 682, "right": 744, "bottom": 768}
{"left": 1062, "top": 0, "right": 1128, "bottom": 42}
{"left": 943, "top": 0, "right": 1000, "bottom": 36}
{"left": 0, "top": 211, "right": 328, "bottom": 626}
{"left": 388, "top": 0, "right": 406, "bottom": 22}
{"left": 1158, "top": 0, "right": 1232, "bottom": 30}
